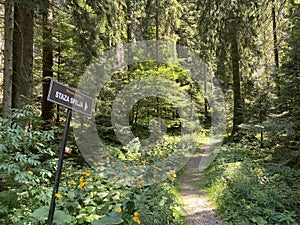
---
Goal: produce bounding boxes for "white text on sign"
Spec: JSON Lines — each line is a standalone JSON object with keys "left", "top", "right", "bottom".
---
{"left": 55, "top": 91, "right": 84, "bottom": 108}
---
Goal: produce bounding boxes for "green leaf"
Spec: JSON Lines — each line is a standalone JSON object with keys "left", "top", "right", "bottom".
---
{"left": 53, "top": 210, "right": 74, "bottom": 224}
{"left": 0, "top": 143, "right": 7, "bottom": 153}
{"left": 30, "top": 206, "right": 49, "bottom": 221}
{"left": 250, "top": 215, "right": 268, "bottom": 224}
{"left": 30, "top": 206, "right": 74, "bottom": 224}
{"left": 67, "top": 191, "right": 76, "bottom": 199}
{"left": 92, "top": 214, "right": 124, "bottom": 225}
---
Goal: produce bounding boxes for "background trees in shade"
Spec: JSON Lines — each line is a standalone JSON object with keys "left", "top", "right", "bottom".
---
{"left": 0, "top": 0, "right": 299, "bottom": 162}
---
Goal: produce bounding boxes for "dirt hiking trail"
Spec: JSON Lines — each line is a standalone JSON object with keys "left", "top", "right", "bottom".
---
{"left": 179, "top": 140, "right": 225, "bottom": 225}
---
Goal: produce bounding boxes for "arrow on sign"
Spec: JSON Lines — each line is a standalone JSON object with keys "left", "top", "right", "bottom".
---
{"left": 84, "top": 102, "right": 88, "bottom": 111}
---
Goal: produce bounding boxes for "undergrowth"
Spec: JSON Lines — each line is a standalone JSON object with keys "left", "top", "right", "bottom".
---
{"left": 0, "top": 105, "right": 185, "bottom": 225}
{"left": 203, "top": 140, "right": 300, "bottom": 225}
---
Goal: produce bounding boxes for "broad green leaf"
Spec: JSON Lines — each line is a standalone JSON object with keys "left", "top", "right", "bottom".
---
{"left": 92, "top": 215, "right": 123, "bottom": 225}
{"left": 30, "top": 206, "right": 49, "bottom": 221}
{"left": 31, "top": 206, "right": 74, "bottom": 224}
{"left": 53, "top": 210, "right": 74, "bottom": 224}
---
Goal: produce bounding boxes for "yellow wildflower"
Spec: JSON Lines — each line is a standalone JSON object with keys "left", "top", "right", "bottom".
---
{"left": 116, "top": 207, "right": 122, "bottom": 213}
{"left": 71, "top": 179, "right": 76, "bottom": 185}
{"left": 28, "top": 171, "right": 33, "bottom": 175}
{"left": 138, "top": 180, "right": 144, "bottom": 185}
{"left": 78, "top": 181, "right": 88, "bottom": 189}
{"left": 133, "top": 211, "right": 139, "bottom": 217}
{"left": 61, "top": 172, "right": 66, "bottom": 175}
{"left": 133, "top": 216, "right": 141, "bottom": 225}
{"left": 55, "top": 193, "right": 62, "bottom": 199}
{"left": 80, "top": 176, "right": 84, "bottom": 182}
{"left": 88, "top": 177, "right": 93, "bottom": 182}
{"left": 169, "top": 169, "right": 176, "bottom": 180}
{"left": 66, "top": 165, "right": 72, "bottom": 170}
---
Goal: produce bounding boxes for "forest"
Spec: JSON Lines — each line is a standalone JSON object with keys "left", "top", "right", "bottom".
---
{"left": 0, "top": 0, "right": 299, "bottom": 224}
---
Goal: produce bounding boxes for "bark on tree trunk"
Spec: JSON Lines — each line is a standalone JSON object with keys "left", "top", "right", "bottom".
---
{"left": 230, "top": 17, "right": 243, "bottom": 136}
{"left": 126, "top": 0, "right": 136, "bottom": 70}
{"left": 41, "top": 1, "right": 54, "bottom": 124}
{"left": 155, "top": 0, "right": 159, "bottom": 62}
{"left": 12, "top": 3, "right": 34, "bottom": 109}
{"left": 272, "top": 0, "right": 279, "bottom": 68}
{"left": 204, "top": 73, "right": 209, "bottom": 119}
{"left": 2, "top": 0, "right": 14, "bottom": 118}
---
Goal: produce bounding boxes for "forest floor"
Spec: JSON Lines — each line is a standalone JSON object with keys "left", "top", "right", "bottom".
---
{"left": 179, "top": 140, "right": 225, "bottom": 225}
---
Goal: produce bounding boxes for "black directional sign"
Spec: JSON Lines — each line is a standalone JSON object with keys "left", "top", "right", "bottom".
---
{"left": 47, "top": 79, "right": 94, "bottom": 116}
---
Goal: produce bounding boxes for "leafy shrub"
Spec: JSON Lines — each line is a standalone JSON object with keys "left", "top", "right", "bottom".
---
{"left": 0, "top": 106, "right": 185, "bottom": 224}
{"left": 0, "top": 105, "right": 56, "bottom": 224}
{"left": 204, "top": 142, "right": 300, "bottom": 225}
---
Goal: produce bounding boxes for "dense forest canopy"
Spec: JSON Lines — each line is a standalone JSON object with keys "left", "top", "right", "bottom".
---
{"left": 0, "top": 0, "right": 298, "bottom": 139}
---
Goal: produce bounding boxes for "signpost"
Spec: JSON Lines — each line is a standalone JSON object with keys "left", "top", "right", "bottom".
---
{"left": 47, "top": 79, "right": 94, "bottom": 116}
{"left": 46, "top": 80, "right": 94, "bottom": 225}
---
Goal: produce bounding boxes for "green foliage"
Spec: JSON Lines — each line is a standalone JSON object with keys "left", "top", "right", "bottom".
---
{"left": 0, "top": 106, "right": 184, "bottom": 225}
{"left": 0, "top": 105, "right": 56, "bottom": 224}
{"left": 270, "top": 1, "right": 300, "bottom": 165}
{"left": 30, "top": 206, "right": 74, "bottom": 224}
{"left": 96, "top": 62, "right": 205, "bottom": 144}
{"left": 8, "top": 164, "right": 184, "bottom": 225}
{"left": 204, "top": 142, "right": 300, "bottom": 225}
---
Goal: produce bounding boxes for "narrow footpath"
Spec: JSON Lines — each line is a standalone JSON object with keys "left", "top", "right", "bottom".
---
{"left": 179, "top": 141, "right": 225, "bottom": 225}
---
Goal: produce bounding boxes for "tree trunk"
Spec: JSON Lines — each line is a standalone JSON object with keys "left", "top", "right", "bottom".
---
{"left": 155, "top": 0, "right": 159, "bottom": 41}
{"left": 155, "top": 0, "right": 160, "bottom": 67}
{"left": 2, "top": 0, "right": 13, "bottom": 118}
{"left": 230, "top": 17, "right": 243, "bottom": 136}
{"left": 12, "top": 3, "right": 34, "bottom": 108}
{"left": 272, "top": 0, "right": 279, "bottom": 68}
{"left": 204, "top": 73, "right": 209, "bottom": 119}
{"left": 126, "top": 0, "right": 136, "bottom": 42}
{"left": 41, "top": 1, "right": 54, "bottom": 124}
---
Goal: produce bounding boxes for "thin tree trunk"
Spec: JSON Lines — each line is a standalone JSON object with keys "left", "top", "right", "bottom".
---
{"left": 41, "top": 1, "right": 54, "bottom": 124}
{"left": 134, "top": 102, "right": 139, "bottom": 125}
{"left": 2, "top": 0, "right": 13, "bottom": 118}
{"left": 272, "top": 0, "right": 279, "bottom": 68}
{"left": 259, "top": 97, "right": 264, "bottom": 148}
{"left": 12, "top": 3, "right": 34, "bottom": 108}
{"left": 155, "top": 0, "right": 159, "bottom": 63}
{"left": 126, "top": 0, "right": 135, "bottom": 70}
{"left": 155, "top": 0, "right": 159, "bottom": 41}
{"left": 204, "top": 73, "right": 209, "bottom": 119}
{"left": 230, "top": 17, "right": 243, "bottom": 136}
{"left": 126, "top": 0, "right": 135, "bottom": 42}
